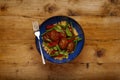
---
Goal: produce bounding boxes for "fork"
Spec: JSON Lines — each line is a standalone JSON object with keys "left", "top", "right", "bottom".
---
{"left": 32, "top": 21, "right": 46, "bottom": 64}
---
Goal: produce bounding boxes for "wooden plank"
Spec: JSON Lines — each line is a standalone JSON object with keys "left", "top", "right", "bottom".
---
{"left": 0, "top": 0, "right": 120, "bottom": 16}
{"left": 0, "top": 16, "right": 46, "bottom": 29}
{"left": 0, "top": 40, "right": 120, "bottom": 63}
{"left": 0, "top": 44, "right": 40, "bottom": 63}
{"left": 0, "top": 28, "right": 119, "bottom": 40}
{"left": 0, "top": 63, "right": 120, "bottom": 80}
{"left": 0, "top": 16, "right": 120, "bottom": 40}
{"left": 0, "top": 29, "right": 34, "bottom": 40}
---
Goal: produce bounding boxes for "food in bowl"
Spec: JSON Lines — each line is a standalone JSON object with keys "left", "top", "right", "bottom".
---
{"left": 42, "top": 21, "right": 82, "bottom": 60}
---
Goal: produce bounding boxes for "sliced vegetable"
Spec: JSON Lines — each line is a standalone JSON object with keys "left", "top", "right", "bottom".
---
{"left": 56, "top": 25, "right": 62, "bottom": 29}
{"left": 42, "top": 42, "right": 48, "bottom": 46}
{"left": 48, "top": 41, "right": 58, "bottom": 47}
{"left": 54, "top": 26, "right": 63, "bottom": 32}
{"left": 66, "top": 27, "right": 73, "bottom": 37}
{"left": 59, "top": 50, "right": 65, "bottom": 54}
{"left": 73, "top": 28, "right": 78, "bottom": 36}
{"left": 46, "top": 28, "right": 54, "bottom": 32}
{"left": 42, "top": 28, "right": 54, "bottom": 35}
{"left": 56, "top": 45, "right": 61, "bottom": 52}
{"left": 57, "top": 54, "right": 64, "bottom": 57}
{"left": 50, "top": 51, "right": 59, "bottom": 57}
{"left": 67, "top": 38, "right": 75, "bottom": 43}
{"left": 60, "top": 21, "right": 69, "bottom": 28}
{"left": 64, "top": 51, "right": 69, "bottom": 55}
{"left": 46, "top": 38, "right": 52, "bottom": 42}
{"left": 46, "top": 24, "right": 54, "bottom": 30}
{"left": 74, "top": 37, "right": 82, "bottom": 42}
{"left": 74, "top": 37, "right": 82, "bottom": 45}
{"left": 53, "top": 46, "right": 58, "bottom": 50}
{"left": 60, "top": 21, "right": 67, "bottom": 27}
{"left": 64, "top": 51, "right": 69, "bottom": 58}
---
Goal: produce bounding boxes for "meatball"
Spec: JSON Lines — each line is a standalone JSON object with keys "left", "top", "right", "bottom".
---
{"left": 43, "top": 32, "right": 50, "bottom": 42}
{"left": 67, "top": 42, "right": 75, "bottom": 52}
{"left": 50, "top": 30, "right": 59, "bottom": 41}
{"left": 59, "top": 38, "right": 68, "bottom": 49}
{"left": 59, "top": 32, "right": 66, "bottom": 38}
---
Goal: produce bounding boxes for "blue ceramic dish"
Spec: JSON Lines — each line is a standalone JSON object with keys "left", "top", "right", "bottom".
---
{"left": 35, "top": 16, "right": 85, "bottom": 64}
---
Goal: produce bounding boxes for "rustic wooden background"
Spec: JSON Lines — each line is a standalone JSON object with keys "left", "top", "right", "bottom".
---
{"left": 0, "top": 0, "right": 120, "bottom": 80}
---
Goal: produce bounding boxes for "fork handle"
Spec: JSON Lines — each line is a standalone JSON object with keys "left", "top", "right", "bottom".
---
{"left": 38, "top": 39, "right": 46, "bottom": 64}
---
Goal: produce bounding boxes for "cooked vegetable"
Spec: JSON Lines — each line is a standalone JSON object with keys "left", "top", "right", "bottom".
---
{"left": 54, "top": 27, "right": 63, "bottom": 32}
{"left": 73, "top": 28, "right": 78, "bottom": 36}
{"left": 46, "top": 24, "right": 54, "bottom": 30}
{"left": 48, "top": 41, "right": 58, "bottom": 47}
{"left": 56, "top": 45, "right": 61, "bottom": 51}
{"left": 74, "top": 37, "right": 82, "bottom": 45}
{"left": 42, "top": 21, "right": 82, "bottom": 60}
{"left": 66, "top": 27, "right": 73, "bottom": 37}
{"left": 60, "top": 21, "right": 68, "bottom": 28}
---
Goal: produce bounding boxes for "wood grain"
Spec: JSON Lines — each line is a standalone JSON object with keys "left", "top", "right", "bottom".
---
{"left": 0, "top": 0, "right": 120, "bottom": 16}
{"left": 0, "top": 63, "right": 120, "bottom": 80}
{"left": 0, "top": 16, "right": 120, "bottom": 64}
{"left": 0, "top": 0, "right": 120, "bottom": 80}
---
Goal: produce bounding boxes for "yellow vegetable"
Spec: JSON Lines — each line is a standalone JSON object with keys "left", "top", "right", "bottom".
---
{"left": 73, "top": 28, "right": 78, "bottom": 36}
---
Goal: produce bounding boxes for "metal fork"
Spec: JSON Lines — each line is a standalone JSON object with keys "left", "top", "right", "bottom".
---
{"left": 32, "top": 21, "right": 46, "bottom": 64}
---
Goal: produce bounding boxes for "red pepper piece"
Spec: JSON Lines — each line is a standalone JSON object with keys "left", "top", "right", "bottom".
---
{"left": 46, "top": 24, "right": 54, "bottom": 30}
{"left": 57, "top": 54, "right": 63, "bottom": 57}
{"left": 51, "top": 50, "right": 57, "bottom": 55}
{"left": 67, "top": 38, "right": 75, "bottom": 43}
{"left": 48, "top": 41, "right": 59, "bottom": 47}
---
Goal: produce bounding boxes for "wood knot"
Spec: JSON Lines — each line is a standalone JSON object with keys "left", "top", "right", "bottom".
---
{"left": 19, "top": 0, "right": 23, "bottom": 2}
{"left": 44, "top": 3, "right": 58, "bottom": 13}
{"left": 0, "top": 4, "right": 8, "bottom": 11}
{"left": 30, "top": 46, "right": 34, "bottom": 50}
{"left": 96, "top": 48, "right": 105, "bottom": 58}
{"left": 109, "top": 7, "right": 120, "bottom": 16}
{"left": 67, "top": 9, "right": 80, "bottom": 16}
{"left": 97, "top": 63, "right": 103, "bottom": 65}
{"left": 109, "top": 0, "right": 119, "bottom": 4}
{"left": 27, "top": 61, "right": 29, "bottom": 64}
{"left": 16, "top": 69, "right": 19, "bottom": 73}
{"left": 109, "top": 12, "right": 117, "bottom": 16}
{"left": 102, "top": 2, "right": 120, "bottom": 16}
{"left": 86, "top": 63, "right": 89, "bottom": 69}
{"left": 13, "top": 62, "right": 17, "bottom": 65}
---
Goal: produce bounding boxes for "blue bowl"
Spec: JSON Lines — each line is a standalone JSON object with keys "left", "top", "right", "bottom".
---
{"left": 35, "top": 16, "right": 85, "bottom": 64}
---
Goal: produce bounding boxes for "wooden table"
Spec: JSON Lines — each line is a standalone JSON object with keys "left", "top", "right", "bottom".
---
{"left": 0, "top": 0, "right": 120, "bottom": 80}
